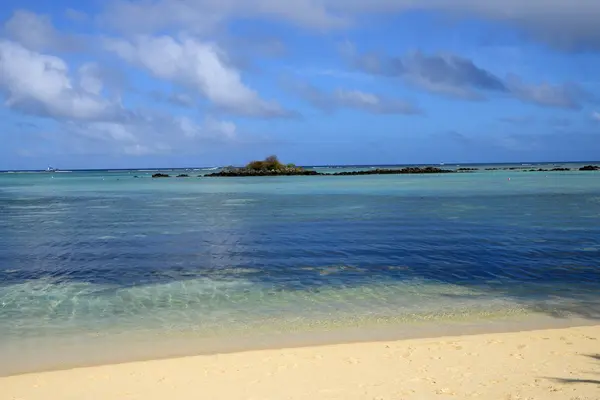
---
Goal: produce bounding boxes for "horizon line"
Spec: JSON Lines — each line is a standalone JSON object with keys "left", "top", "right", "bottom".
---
{"left": 1, "top": 160, "right": 599, "bottom": 173}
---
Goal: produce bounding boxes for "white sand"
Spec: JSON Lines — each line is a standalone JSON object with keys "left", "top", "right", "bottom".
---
{"left": 2, "top": 325, "right": 599, "bottom": 400}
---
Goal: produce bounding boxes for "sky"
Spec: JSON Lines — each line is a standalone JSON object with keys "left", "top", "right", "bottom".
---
{"left": 1, "top": 0, "right": 599, "bottom": 169}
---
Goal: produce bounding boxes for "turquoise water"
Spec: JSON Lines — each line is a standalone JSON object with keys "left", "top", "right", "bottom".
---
{"left": 1, "top": 163, "right": 599, "bottom": 374}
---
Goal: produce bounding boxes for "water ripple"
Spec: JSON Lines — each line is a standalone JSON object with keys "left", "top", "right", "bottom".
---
{"left": 1, "top": 171, "right": 600, "bottom": 345}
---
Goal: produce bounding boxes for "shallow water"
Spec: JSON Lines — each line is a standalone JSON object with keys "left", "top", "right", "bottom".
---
{"left": 1, "top": 164, "right": 599, "bottom": 374}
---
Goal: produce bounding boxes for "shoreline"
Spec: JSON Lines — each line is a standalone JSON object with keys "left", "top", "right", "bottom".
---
{"left": 1, "top": 312, "right": 597, "bottom": 377}
{"left": 2, "top": 324, "right": 599, "bottom": 399}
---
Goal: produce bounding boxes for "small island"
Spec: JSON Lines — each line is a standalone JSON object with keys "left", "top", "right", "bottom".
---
{"left": 204, "top": 156, "right": 453, "bottom": 177}
{"left": 206, "top": 156, "right": 319, "bottom": 177}
{"left": 580, "top": 165, "right": 600, "bottom": 171}
{"left": 148, "top": 157, "right": 600, "bottom": 178}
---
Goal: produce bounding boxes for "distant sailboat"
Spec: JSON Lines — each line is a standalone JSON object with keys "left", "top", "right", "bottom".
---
{"left": 46, "top": 165, "right": 57, "bottom": 172}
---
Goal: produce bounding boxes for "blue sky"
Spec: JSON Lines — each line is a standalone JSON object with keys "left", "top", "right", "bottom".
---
{"left": 1, "top": 0, "right": 599, "bottom": 169}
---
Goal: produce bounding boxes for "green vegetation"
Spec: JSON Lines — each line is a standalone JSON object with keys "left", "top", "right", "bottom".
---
{"left": 244, "top": 155, "right": 302, "bottom": 172}
{"left": 218, "top": 155, "right": 308, "bottom": 175}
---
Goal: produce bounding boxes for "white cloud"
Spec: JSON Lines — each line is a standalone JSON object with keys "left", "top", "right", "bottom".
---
{"left": 335, "top": 89, "right": 379, "bottom": 106}
{"left": 78, "top": 63, "right": 104, "bottom": 95}
{"left": 72, "top": 121, "right": 139, "bottom": 143}
{"left": 346, "top": 48, "right": 595, "bottom": 109}
{"left": 289, "top": 80, "right": 420, "bottom": 115}
{"left": 332, "top": 89, "right": 420, "bottom": 114}
{"left": 100, "top": 0, "right": 600, "bottom": 51}
{"left": 102, "top": 0, "right": 347, "bottom": 34}
{"left": 173, "top": 115, "right": 236, "bottom": 140}
{"left": 200, "top": 117, "right": 237, "bottom": 139}
{"left": 168, "top": 93, "right": 196, "bottom": 107}
{"left": 0, "top": 40, "right": 238, "bottom": 156}
{"left": 592, "top": 111, "right": 600, "bottom": 122}
{"left": 104, "top": 35, "right": 290, "bottom": 117}
{"left": 62, "top": 114, "right": 237, "bottom": 156}
{"left": 4, "top": 10, "right": 83, "bottom": 52}
{"left": 505, "top": 75, "right": 593, "bottom": 110}
{"left": 0, "top": 40, "right": 123, "bottom": 121}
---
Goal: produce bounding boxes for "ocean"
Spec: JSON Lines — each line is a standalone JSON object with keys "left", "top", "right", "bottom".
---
{"left": 1, "top": 163, "right": 599, "bottom": 375}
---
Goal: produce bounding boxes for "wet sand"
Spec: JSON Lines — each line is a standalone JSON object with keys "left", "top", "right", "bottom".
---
{"left": 2, "top": 325, "right": 599, "bottom": 399}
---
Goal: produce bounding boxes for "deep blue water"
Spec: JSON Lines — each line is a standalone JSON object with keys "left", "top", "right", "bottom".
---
{"left": 1, "top": 165, "right": 599, "bottom": 372}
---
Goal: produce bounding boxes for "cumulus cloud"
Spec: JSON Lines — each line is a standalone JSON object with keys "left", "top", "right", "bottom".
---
{"left": 3, "top": 10, "right": 83, "bottom": 52}
{"left": 104, "top": 35, "right": 291, "bottom": 117}
{"left": 0, "top": 40, "right": 237, "bottom": 156}
{"left": 291, "top": 82, "right": 420, "bottom": 115}
{"left": 0, "top": 40, "right": 125, "bottom": 121}
{"left": 346, "top": 48, "right": 594, "bottom": 109}
{"left": 100, "top": 0, "right": 600, "bottom": 52}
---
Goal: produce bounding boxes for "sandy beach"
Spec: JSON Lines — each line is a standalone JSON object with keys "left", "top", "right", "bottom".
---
{"left": 2, "top": 325, "right": 599, "bottom": 400}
